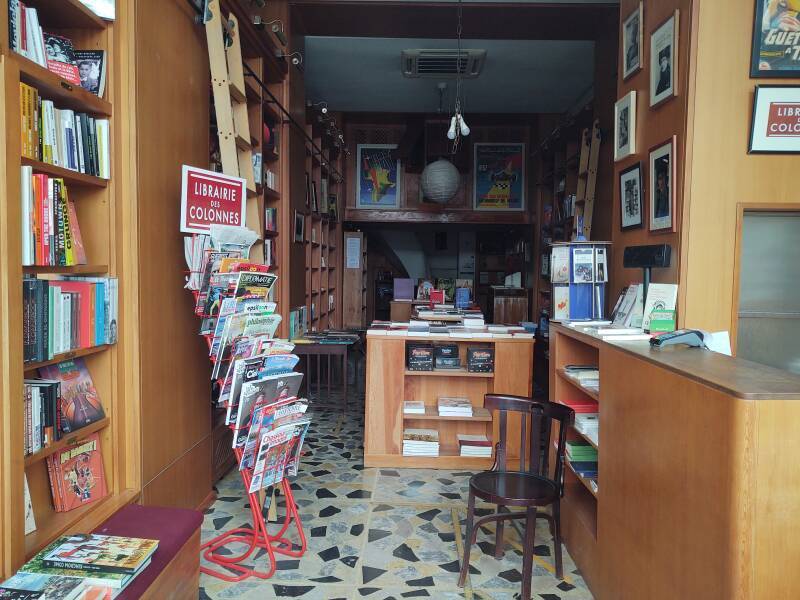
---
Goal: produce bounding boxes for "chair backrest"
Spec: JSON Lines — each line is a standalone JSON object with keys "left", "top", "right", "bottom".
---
{"left": 484, "top": 394, "right": 574, "bottom": 487}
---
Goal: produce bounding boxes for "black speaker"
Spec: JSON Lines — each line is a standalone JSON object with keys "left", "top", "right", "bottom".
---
{"left": 623, "top": 244, "right": 671, "bottom": 269}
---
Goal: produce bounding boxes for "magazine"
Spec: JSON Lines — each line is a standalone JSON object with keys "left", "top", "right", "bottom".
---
{"left": 248, "top": 424, "right": 296, "bottom": 494}
{"left": 232, "top": 372, "right": 303, "bottom": 447}
{"left": 222, "top": 351, "right": 299, "bottom": 416}
{"left": 211, "top": 311, "right": 282, "bottom": 379}
{"left": 195, "top": 251, "right": 241, "bottom": 315}
{"left": 239, "top": 397, "right": 307, "bottom": 470}
{"left": 233, "top": 272, "right": 278, "bottom": 301}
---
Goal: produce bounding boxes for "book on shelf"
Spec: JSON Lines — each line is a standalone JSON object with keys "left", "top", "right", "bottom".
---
{"left": 23, "top": 277, "right": 118, "bottom": 363}
{"left": 40, "top": 534, "right": 158, "bottom": 575}
{"left": 74, "top": 51, "right": 106, "bottom": 97}
{"left": 42, "top": 33, "right": 81, "bottom": 86}
{"left": 566, "top": 440, "right": 597, "bottom": 462}
{"left": 23, "top": 379, "right": 63, "bottom": 455}
{"left": 21, "top": 168, "right": 87, "bottom": 266}
{"left": 437, "top": 397, "right": 473, "bottom": 417}
{"left": 24, "top": 474, "right": 36, "bottom": 535}
{"left": 46, "top": 433, "right": 107, "bottom": 513}
{"left": 457, "top": 434, "right": 492, "bottom": 457}
{"left": 0, "top": 571, "right": 82, "bottom": 599}
{"left": 402, "top": 428, "right": 440, "bottom": 456}
{"left": 561, "top": 398, "right": 599, "bottom": 414}
{"left": 403, "top": 400, "right": 425, "bottom": 415}
{"left": 265, "top": 207, "right": 277, "bottom": 232}
{"left": 38, "top": 358, "right": 105, "bottom": 434}
{"left": 19, "top": 84, "right": 111, "bottom": 178}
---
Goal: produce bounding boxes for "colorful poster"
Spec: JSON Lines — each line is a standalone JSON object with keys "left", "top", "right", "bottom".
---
{"left": 356, "top": 145, "right": 400, "bottom": 208}
{"left": 752, "top": 0, "right": 800, "bottom": 77}
{"left": 473, "top": 143, "right": 525, "bottom": 211}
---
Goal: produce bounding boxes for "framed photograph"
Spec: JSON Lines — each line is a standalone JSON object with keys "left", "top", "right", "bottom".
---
{"left": 293, "top": 210, "right": 305, "bottom": 243}
{"left": 619, "top": 161, "right": 644, "bottom": 230}
{"left": 751, "top": 1, "right": 800, "bottom": 77}
{"left": 648, "top": 137, "right": 676, "bottom": 232}
{"left": 749, "top": 85, "right": 800, "bottom": 153}
{"left": 650, "top": 11, "right": 679, "bottom": 107}
{"left": 356, "top": 144, "right": 401, "bottom": 209}
{"left": 311, "top": 181, "right": 318, "bottom": 213}
{"left": 622, "top": 2, "right": 643, "bottom": 79}
{"left": 304, "top": 172, "right": 310, "bottom": 208}
{"left": 473, "top": 143, "right": 526, "bottom": 211}
{"left": 614, "top": 91, "right": 637, "bottom": 161}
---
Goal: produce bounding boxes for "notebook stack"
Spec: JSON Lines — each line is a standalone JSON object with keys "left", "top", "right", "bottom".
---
{"left": 457, "top": 434, "right": 492, "bottom": 457}
{"left": 564, "top": 365, "right": 600, "bottom": 393}
{"left": 566, "top": 440, "right": 598, "bottom": 480}
{"left": 402, "top": 429, "right": 440, "bottom": 456}
{"left": 403, "top": 400, "right": 425, "bottom": 415}
{"left": 0, "top": 533, "right": 158, "bottom": 598}
{"left": 437, "top": 397, "right": 473, "bottom": 417}
{"left": 574, "top": 414, "right": 599, "bottom": 447}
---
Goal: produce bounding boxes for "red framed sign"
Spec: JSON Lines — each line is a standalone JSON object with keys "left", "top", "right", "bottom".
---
{"left": 180, "top": 165, "right": 247, "bottom": 234}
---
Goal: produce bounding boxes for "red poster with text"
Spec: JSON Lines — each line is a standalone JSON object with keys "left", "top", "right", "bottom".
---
{"left": 180, "top": 165, "right": 247, "bottom": 234}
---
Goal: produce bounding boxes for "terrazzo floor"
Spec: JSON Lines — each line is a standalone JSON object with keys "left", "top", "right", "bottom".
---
{"left": 199, "top": 393, "right": 593, "bottom": 600}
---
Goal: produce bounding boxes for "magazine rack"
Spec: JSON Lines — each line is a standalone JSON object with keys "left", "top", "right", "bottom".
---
{"left": 186, "top": 242, "right": 308, "bottom": 581}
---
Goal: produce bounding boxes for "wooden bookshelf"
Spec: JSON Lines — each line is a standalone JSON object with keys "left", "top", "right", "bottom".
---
{"left": 0, "top": 5, "right": 139, "bottom": 579}
{"left": 365, "top": 334, "right": 534, "bottom": 469}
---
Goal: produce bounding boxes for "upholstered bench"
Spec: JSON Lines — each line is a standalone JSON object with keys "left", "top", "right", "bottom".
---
{"left": 93, "top": 504, "right": 203, "bottom": 600}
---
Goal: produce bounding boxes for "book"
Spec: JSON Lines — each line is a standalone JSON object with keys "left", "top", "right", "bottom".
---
{"left": 402, "top": 429, "right": 439, "bottom": 443}
{"left": 457, "top": 434, "right": 492, "bottom": 447}
{"left": 46, "top": 433, "right": 107, "bottom": 512}
{"left": 403, "top": 401, "right": 425, "bottom": 415}
{"left": 43, "top": 33, "right": 80, "bottom": 86}
{"left": 39, "top": 358, "right": 104, "bottom": 433}
{"left": 24, "top": 474, "right": 36, "bottom": 535}
{"left": 642, "top": 283, "right": 678, "bottom": 331}
{"left": 437, "top": 397, "right": 473, "bottom": 416}
{"left": 73, "top": 50, "right": 106, "bottom": 97}
{"left": 41, "top": 534, "right": 158, "bottom": 575}
{"left": 1, "top": 571, "right": 84, "bottom": 599}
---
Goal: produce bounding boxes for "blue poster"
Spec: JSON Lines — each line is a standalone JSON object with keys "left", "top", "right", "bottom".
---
{"left": 473, "top": 143, "right": 525, "bottom": 211}
{"left": 357, "top": 144, "right": 400, "bottom": 208}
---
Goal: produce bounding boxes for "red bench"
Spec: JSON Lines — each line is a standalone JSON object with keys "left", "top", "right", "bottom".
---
{"left": 93, "top": 504, "right": 203, "bottom": 600}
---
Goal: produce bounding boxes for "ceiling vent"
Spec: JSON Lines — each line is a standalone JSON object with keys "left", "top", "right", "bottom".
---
{"left": 401, "top": 49, "right": 486, "bottom": 79}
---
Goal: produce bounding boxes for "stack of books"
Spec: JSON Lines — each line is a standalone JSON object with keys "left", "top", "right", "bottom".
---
{"left": 402, "top": 428, "right": 439, "bottom": 456}
{"left": 561, "top": 398, "right": 599, "bottom": 415}
{"left": 0, "top": 533, "right": 158, "bottom": 597}
{"left": 564, "top": 365, "right": 600, "bottom": 393}
{"left": 437, "top": 397, "right": 472, "bottom": 417}
{"left": 566, "top": 440, "right": 598, "bottom": 480}
{"left": 457, "top": 434, "right": 492, "bottom": 457}
{"left": 574, "top": 414, "right": 599, "bottom": 447}
{"left": 403, "top": 400, "right": 425, "bottom": 415}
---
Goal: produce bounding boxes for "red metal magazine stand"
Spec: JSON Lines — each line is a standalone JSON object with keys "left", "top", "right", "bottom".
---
{"left": 186, "top": 241, "right": 308, "bottom": 581}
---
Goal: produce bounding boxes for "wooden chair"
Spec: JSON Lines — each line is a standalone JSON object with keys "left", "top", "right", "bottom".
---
{"left": 457, "top": 394, "right": 574, "bottom": 600}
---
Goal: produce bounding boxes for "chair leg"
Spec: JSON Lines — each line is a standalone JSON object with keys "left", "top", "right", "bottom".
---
{"left": 553, "top": 500, "right": 563, "bottom": 580}
{"left": 520, "top": 507, "right": 537, "bottom": 600}
{"left": 495, "top": 504, "right": 505, "bottom": 558}
{"left": 458, "top": 492, "right": 476, "bottom": 588}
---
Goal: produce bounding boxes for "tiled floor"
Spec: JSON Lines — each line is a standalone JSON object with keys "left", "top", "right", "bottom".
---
{"left": 199, "top": 394, "right": 593, "bottom": 599}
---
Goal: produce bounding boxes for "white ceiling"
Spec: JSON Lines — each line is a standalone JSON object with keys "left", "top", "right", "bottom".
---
{"left": 305, "top": 37, "right": 595, "bottom": 114}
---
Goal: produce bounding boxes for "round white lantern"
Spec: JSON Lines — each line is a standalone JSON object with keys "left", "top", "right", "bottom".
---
{"left": 420, "top": 158, "right": 460, "bottom": 204}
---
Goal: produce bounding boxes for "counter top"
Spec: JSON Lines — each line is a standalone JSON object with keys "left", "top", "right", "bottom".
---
{"left": 552, "top": 323, "right": 800, "bottom": 400}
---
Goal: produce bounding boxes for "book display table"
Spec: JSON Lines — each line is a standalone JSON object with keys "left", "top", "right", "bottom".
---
{"left": 364, "top": 331, "right": 534, "bottom": 469}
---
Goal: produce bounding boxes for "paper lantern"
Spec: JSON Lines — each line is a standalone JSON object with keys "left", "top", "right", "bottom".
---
{"left": 420, "top": 158, "right": 460, "bottom": 204}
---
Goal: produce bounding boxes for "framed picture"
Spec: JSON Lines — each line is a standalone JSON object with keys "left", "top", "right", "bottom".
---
{"left": 751, "top": 1, "right": 800, "bottom": 77}
{"left": 293, "top": 210, "right": 305, "bottom": 243}
{"left": 650, "top": 10, "right": 679, "bottom": 107}
{"left": 622, "top": 2, "right": 643, "bottom": 80}
{"left": 749, "top": 85, "right": 800, "bottom": 153}
{"left": 311, "top": 181, "right": 318, "bottom": 213}
{"left": 619, "top": 161, "right": 644, "bottom": 230}
{"left": 356, "top": 144, "right": 401, "bottom": 209}
{"left": 320, "top": 178, "right": 329, "bottom": 214}
{"left": 648, "top": 137, "right": 676, "bottom": 232}
{"left": 614, "top": 91, "right": 637, "bottom": 161}
{"left": 304, "top": 172, "right": 310, "bottom": 208}
{"left": 473, "top": 143, "right": 525, "bottom": 211}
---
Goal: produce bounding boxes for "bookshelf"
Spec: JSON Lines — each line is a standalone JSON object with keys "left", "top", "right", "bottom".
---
{"left": 0, "top": 2, "right": 139, "bottom": 577}
{"left": 364, "top": 334, "right": 534, "bottom": 469}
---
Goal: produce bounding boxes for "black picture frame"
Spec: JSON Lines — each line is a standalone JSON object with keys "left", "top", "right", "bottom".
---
{"left": 750, "top": 1, "right": 800, "bottom": 78}
{"left": 619, "top": 161, "right": 644, "bottom": 231}
{"left": 622, "top": 1, "right": 643, "bottom": 81}
{"left": 748, "top": 84, "right": 800, "bottom": 154}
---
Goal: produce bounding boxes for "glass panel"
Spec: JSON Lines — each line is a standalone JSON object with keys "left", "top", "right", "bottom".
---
{"left": 736, "top": 317, "right": 800, "bottom": 375}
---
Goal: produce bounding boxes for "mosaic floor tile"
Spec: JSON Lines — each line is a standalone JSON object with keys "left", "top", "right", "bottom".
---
{"left": 371, "top": 469, "right": 473, "bottom": 505}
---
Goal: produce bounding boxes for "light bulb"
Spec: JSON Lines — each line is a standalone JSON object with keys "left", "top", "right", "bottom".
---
{"left": 447, "top": 115, "right": 457, "bottom": 140}
{"left": 459, "top": 114, "right": 470, "bottom": 137}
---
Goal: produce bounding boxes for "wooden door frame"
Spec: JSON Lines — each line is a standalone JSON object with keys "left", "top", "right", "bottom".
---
{"left": 731, "top": 202, "right": 800, "bottom": 355}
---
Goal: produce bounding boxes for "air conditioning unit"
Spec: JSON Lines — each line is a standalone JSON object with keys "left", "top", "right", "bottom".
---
{"left": 401, "top": 49, "right": 486, "bottom": 79}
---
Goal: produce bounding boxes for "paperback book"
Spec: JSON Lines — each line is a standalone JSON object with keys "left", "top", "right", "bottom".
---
{"left": 41, "top": 534, "right": 158, "bottom": 575}
{"left": 46, "top": 433, "right": 107, "bottom": 512}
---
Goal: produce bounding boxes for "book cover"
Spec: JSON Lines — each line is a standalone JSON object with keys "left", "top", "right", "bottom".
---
{"left": 73, "top": 51, "right": 106, "bottom": 97}
{"left": 38, "top": 358, "right": 104, "bottom": 433}
{"left": 1, "top": 571, "right": 86, "bottom": 599}
{"left": 41, "top": 534, "right": 158, "bottom": 575}
{"left": 17, "top": 542, "right": 133, "bottom": 590}
{"left": 403, "top": 429, "right": 439, "bottom": 443}
{"left": 45, "top": 433, "right": 107, "bottom": 513}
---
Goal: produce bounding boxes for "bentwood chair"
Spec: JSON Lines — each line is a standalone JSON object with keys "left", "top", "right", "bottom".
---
{"left": 457, "top": 394, "right": 574, "bottom": 600}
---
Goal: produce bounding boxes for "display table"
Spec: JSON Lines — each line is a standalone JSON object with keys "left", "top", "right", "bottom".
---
{"left": 549, "top": 323, "right": 800, "bottom": 599}
{"left": 364, "top": 331, "right": 534, "bottom": 469}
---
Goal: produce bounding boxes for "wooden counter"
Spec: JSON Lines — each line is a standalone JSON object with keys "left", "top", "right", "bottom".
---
{"left": 365, "top": 332, "right": 534, "bottom": 469}
{"left": 550, "top": 323, "right": 800, "bottom": 599}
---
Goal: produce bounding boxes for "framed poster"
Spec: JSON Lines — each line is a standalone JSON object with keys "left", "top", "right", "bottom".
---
{"left": 614, "top": 91, "right": 637, "bottom": 161}
{"left": 648, "top": 137, "right": 676, "bottom": 233}
{"left": 749, "top": 85, "right": 800, "bottom": 153}
{"left": 622, "top": 2, "right": 643, "bottom": 80}
{"left": 650, "top": 10, "right": 679, "bottom": 107}
{"left": 356, "top": 144, "right": 401, "bottom": 209}
{"left": 619, "top": 161, "right": 644, "bottom": 230}
{"left": 473, "top": 143, "right": 525, "bottom": 211}
{"left": 180, "top": 165, "right": 246, "bottom": 234}
{"left": 751, "top": 0, "right": 800, "bottom": 77}
{"left": 293, "top": 210, "right": 305, "bottom": 243}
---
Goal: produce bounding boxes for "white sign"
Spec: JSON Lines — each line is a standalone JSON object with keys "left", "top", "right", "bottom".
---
{"left": 346, "top": 236, "right": 361, "bottom": 269}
